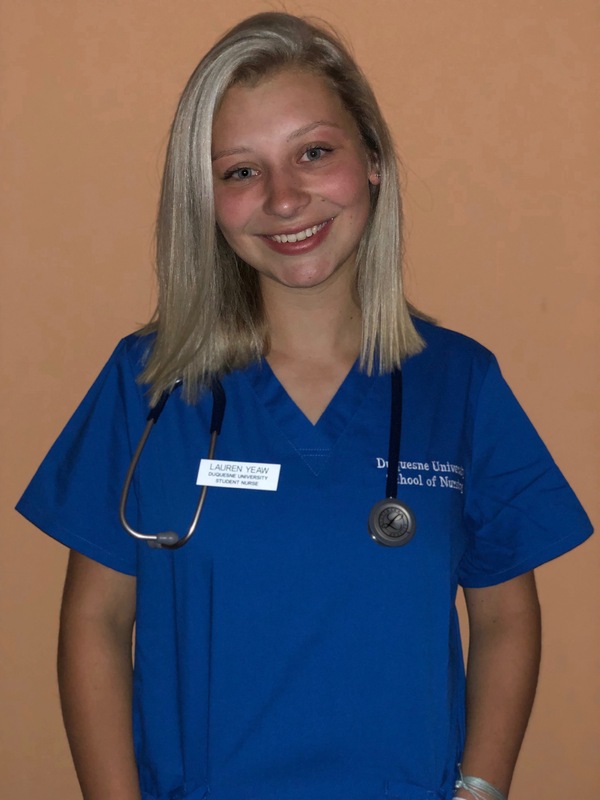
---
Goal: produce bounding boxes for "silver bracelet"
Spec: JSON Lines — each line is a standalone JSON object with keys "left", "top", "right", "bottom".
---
{"left": 454, "top": 768, "right": 507, "bottom": 800}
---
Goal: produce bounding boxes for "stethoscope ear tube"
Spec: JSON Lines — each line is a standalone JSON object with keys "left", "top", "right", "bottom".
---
{"left": 210, "top": 379, "right": 226, "bottom": 434}
{"left": 385, "top": 369, "right": 403, "bottom": 499}
{"left": 119, "top": 414, "right": 175, "bottom": 545}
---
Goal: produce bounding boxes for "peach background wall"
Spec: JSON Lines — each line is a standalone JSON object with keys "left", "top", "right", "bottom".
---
{"left": 1, "top": 1, "right": 598, "bottom": 797}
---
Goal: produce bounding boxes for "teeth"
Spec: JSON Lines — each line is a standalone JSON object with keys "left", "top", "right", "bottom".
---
{"left": 269, "top": 221, "right": 327, "bottom": 243}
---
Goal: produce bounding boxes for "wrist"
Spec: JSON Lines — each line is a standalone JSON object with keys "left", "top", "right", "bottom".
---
{"left": 454, "top": 767, "right": 507, "bottom": 800}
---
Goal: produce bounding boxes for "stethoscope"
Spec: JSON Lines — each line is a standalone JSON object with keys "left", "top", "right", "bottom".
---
{"left": 119, "top": 370, "right": 416, "bottom": 549}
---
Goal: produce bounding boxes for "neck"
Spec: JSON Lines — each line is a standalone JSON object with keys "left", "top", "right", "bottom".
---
{"left": 261, "top": 273, "right": 362, "bottom": 365}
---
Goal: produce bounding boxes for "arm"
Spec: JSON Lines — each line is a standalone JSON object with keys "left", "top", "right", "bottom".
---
{"left": 58, "top": 550, "right": 141, "bottom": 800}
{"left": 456, "top": 571, "right": 541, "bottom": 798}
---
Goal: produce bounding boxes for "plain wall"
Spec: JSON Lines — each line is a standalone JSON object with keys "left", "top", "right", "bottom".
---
{"left": 1, "top": 1, "right": 598, "bottom": 797}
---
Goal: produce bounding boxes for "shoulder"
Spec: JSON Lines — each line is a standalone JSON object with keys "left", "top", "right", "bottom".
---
{"left": 58, "top": 332, "right": 157, "bottom": 422}
{"left": 114, "top": 331, "right": 156, "bottom": 378}
{"left": 412, "top": 317, "right": 492, "bottom": 359}
{"left": 98, "top": 332, "right": 157, "bottom": 403}
{"left": 409, "top": 318, "right": 496, "bottom": 379}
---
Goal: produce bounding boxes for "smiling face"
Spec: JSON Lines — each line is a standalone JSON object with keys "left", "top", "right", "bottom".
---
{"left": 211, "top": 69, "right": 380, "bottom": 293}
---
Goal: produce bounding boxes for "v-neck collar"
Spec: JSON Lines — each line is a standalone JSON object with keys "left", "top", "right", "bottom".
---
{"left": 241, "top": 358, "right": 377, "bottom": 475}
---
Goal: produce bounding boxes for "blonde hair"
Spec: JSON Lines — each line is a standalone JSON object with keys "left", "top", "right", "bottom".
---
{"left": 140, "top": 12, "right": 424, "bottom": 404}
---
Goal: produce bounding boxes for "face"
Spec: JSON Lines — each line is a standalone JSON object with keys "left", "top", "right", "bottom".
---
{"left": 211, "top": 69, "right": 380, "bottom": 292}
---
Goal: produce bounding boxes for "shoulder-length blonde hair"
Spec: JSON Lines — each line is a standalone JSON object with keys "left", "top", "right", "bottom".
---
{"left": 140, "top": 12, "right": 424, "bottom": 404}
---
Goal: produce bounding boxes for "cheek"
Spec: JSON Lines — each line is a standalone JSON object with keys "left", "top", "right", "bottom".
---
{"left": 326, "top": 163, "right": 371, "bottom": 211}
{"left": 213, "top": 189, "right": 252, "bottom": 234}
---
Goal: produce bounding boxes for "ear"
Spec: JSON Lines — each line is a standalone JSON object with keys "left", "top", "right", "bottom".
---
{"left": 368, "top": 154, "right": 381, "bottom": 186}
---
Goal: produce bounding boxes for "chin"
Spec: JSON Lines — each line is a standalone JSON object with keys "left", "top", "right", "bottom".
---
{"left": 281, "top": 270, "right": 336, "bottom": 290}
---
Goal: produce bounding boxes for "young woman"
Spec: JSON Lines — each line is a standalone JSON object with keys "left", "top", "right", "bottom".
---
{"left": 17, "top": 13, "right": 592, "bottom": 800}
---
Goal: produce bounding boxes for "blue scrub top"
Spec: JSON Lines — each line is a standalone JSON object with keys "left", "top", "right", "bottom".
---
{"left": 17, "top": 320, "right": 593, "bottom": 800}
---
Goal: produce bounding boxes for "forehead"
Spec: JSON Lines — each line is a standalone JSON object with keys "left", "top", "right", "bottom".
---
{"left": 212, "top": 68, "right": 360, "bottom": 146}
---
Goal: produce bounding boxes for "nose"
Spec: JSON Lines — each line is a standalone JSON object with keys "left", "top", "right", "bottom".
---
{"left": 263, "top": 167, "right": 310, "bottom": 219}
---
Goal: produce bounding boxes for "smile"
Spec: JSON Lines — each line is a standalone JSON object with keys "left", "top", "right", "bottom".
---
{"left": 267, "top": 221, "right": 329, "bottom": 244}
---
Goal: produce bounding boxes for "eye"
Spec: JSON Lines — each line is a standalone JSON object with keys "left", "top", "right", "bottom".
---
{"left": 223, "top": 166, "right": 259, "bottom": 181}
{"left": 301, "top": 146, "right": 332, "bottom": 162}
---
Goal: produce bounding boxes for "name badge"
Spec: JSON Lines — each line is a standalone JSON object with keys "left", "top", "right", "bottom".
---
{"left": 197, "top": 459, "right": 281, "bottom": 491}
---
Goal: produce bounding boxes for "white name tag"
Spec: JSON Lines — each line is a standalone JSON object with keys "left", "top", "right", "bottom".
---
{"left": 197, "top": 459, "right": 281, "bottom": 491}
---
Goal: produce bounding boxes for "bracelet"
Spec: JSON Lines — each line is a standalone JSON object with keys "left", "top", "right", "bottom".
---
{"left": 454, "top": 767, "right": 507, "bottom": 800}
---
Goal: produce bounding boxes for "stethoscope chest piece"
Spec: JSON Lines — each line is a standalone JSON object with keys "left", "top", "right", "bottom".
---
{"left": 368, "top": 498, "right": 416, "bottom": 547}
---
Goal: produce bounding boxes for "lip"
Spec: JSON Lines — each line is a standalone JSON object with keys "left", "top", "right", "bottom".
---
{"left": 259, "top": 218, "right": 333, "bottom": 255}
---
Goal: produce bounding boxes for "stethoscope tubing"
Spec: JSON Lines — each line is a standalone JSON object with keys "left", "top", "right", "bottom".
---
{"left": 119, "top": 379, "right": 226, "bottom": 549}
{"left": 386, "top": 369, "right": 403, "bottom": 498}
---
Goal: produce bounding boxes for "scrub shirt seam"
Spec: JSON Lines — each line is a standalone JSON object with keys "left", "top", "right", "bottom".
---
{"left": 309, "top": 374, "right": 380, "bottom": 466}
{"left": 15, "top": 504, "right": 137, "bottom": 574}
{"left": 459, "top": 523, "right": 593, "bottom": 588}
{"left": 240, "top": 360, "right": 378, "bottom": 476}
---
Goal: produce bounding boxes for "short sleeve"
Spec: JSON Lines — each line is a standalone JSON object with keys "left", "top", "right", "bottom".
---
{"left": 458, "top": 354, "right": 593, "bottom": 588}
{"left": 16, "top": 337, "right": 150, "bottom": 575}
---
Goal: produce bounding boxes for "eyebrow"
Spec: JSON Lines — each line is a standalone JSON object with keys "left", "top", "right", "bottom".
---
{"left": 211, "top": 120, "right": 343, "bottom": 162}
{"left": 287, "top": 120, "right": 343, "bottom": 140}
